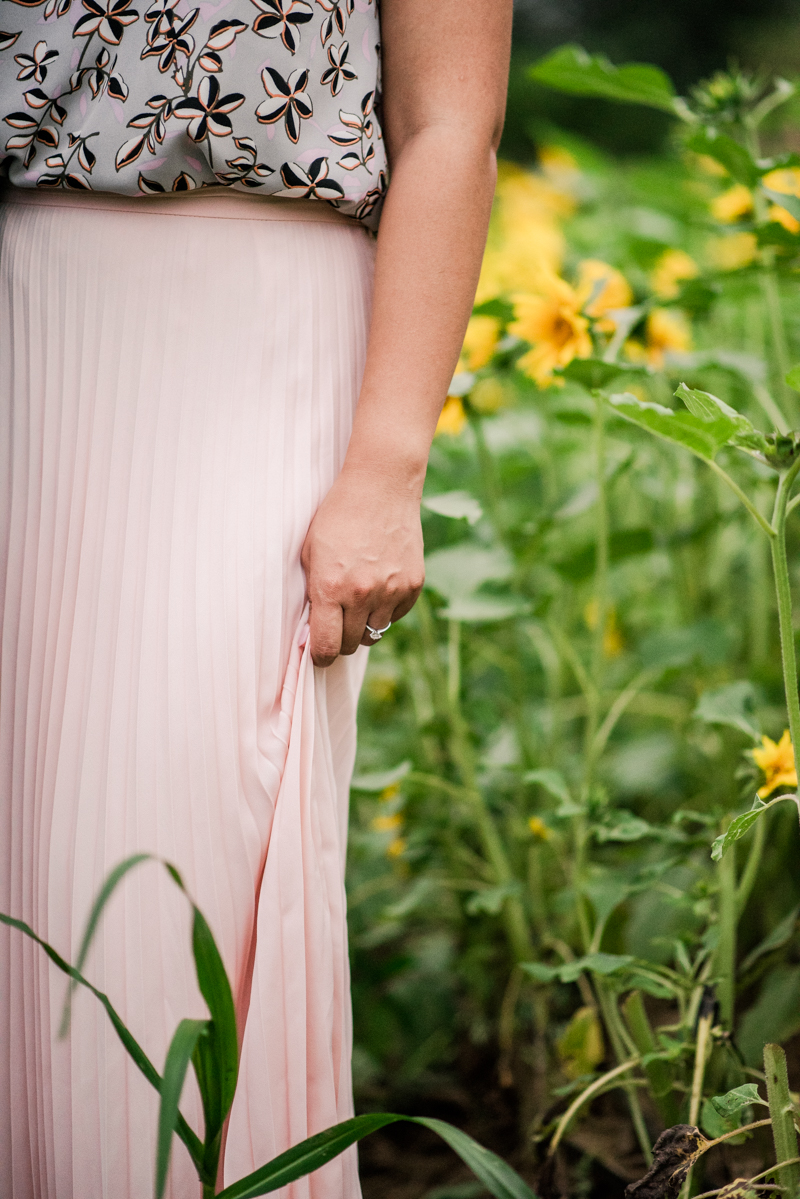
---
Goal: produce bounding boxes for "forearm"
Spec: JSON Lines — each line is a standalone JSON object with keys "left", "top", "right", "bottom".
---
{"left": 341, "top": 128, "right": 499, "bottom": 497}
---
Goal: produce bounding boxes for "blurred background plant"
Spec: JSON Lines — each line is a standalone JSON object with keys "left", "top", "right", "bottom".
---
{"left": 349, "top": 6, "right": 800, "bottom": 1197}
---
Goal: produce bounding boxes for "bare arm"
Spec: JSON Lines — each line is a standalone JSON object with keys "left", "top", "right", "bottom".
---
{"left": 302, "top": 0, "right": 513, "bottom": 666}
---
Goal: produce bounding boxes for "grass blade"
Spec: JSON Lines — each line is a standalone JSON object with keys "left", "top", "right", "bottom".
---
{"left": 157, "top": 1019, "right": 209, "bottom": 1199}
{"left": 60, "top": 852, "right": 152, "bottom": 1036}
{"left": 0, "top": 910, "right": 206, "bottom": 1172}
{"left": 216, "top": 1114, "right": 400, "bottom": 1199}
{"left": 190, "top": 906, "right": 239, "bottom": 1135}
{"left": 216, "top": 1112, "right": 538, "bottom": 1199}
{"left": 411, "top": 1117, "right": 537, "bottom": 1199}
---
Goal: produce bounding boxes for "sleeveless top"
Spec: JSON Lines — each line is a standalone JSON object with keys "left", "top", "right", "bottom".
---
{"left": 0, "top": 0, "right": 386, "bottom": 226}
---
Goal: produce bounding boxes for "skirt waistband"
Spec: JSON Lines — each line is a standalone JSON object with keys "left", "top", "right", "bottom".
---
{"left": 0, "top": 185, "right": 358, "bottom": 226}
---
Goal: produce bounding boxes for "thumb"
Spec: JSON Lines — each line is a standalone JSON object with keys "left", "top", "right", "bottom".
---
{"left": 309, "top": 598, "right": 343, "bottom": 668}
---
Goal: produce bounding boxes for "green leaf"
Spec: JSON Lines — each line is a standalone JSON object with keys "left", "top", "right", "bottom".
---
{"left": 216, "top": 1114, "right": 537, "bottom": 1199}
{"left": 710, "top": 1083, "right": 768, "bottom": 1118}
{"left": 686, "top": 129, "right": 759, "bottom": 187}
{"left": 521, "top": 953, "right": 636, "bottom": 985}
{"left": 739, "top": 904, "right": 800, "bottom": 974}
{"left": 440, "top": 595, "right": 530, "bottom": 623}
{"left": 0, "top": 910, "right": 205, "bottom": 1171}
{"left": 739, "top": 969, "right": 800, "bottom": 1066}
{"left": 561, "top": 358, "right": 646, "bottom": 390}
{"left": 594, "top": 814, "right": 654, "bottom": 842}
{"left": 412, "top": 1117, "right": 537, "bottom": 1199}
{"left": 786, "top": 365, "right": 800, "bottom": 392}
{"left": 424, "top": 544, "right": 513, "bottom": 602}
{"left": 61, "top": 852, "right": 151, "bottom": 1035}
{"left": 712, "top": 803, "right": 770, "bottom": 860}
{"left": 466, "top": 881, "right": 523, "bottom": 917}
{"left": 762, "top": 187, "right": 800, "bottom": 223}
{"left": 674, "top": 383, "right": 769, "bottom": 456}
{"left": 694, "top": 681, "right": 760, "bottom": 741}
{"left": 607, "top": 392, "right": 735, "bottom": 461}
{"left": 523, "top": 768, "right": 573, "bottom": 808}
{"left": 157, "top": 1019, "right": 208, "bottom": 1199}
{"left": 190, "top": 906, "right": 239, "bottom": 1142}
{"left": 422, "top": 491, "right": 483, "bottom": 526}
{"left": 529, "top": 45, "right": 677, "bottom": 113}
{"left": 351, "top": 760, "right": 412, "bottom": 792}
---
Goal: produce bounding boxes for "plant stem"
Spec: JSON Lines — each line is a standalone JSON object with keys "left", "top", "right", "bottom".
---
{"left": 714, "top": 825, "right": 736, "bottom": 1030}
{"left": 707, "top": 460, "right": 776, "bottom": 538}
{"left": 682, "top": 1001, "right": 714, "bottom": 1199}
{"left": 594, "top": 982, "right": 653, "bottom": 1165}
{"left": 416, "top": 593, "right": 532, "bottom": 961}
{"left": 622, "top": 990, "right": 681, "bottom": 1127}
{"left": 770, "top": 458, "right": 800, "bottom": 771}
{"left": 592, "top": 393, "right": 610, "bottom": 685}
{"left": 764, "top": 1042, "right": 800, "bottom": 1199}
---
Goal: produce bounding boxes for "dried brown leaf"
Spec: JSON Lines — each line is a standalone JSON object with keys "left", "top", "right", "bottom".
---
{"left": 624, "top": 1125, "right": 710, "bottom": 1199}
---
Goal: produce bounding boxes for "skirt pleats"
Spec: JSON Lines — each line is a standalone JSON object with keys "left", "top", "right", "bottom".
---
{"left": 0, "top": 192, "right": 374, "bottom": 1198}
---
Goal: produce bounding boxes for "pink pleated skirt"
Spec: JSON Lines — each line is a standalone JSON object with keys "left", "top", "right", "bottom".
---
{"left": 0, "top": 187, "right": 376, "bottom": 1198}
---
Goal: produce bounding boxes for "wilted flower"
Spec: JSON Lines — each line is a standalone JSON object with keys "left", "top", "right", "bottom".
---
{"left": 752, "top": 730, "right": 797, "bottom": 798}
{"left": 511, "top": 274, "right": 592, "bottom": 388}
{"left": 711, "top": 184, "right": 753, "bottom": 223}
{"left": 435, "top": 396, "right": 467, "bottom": 437}
{"left": 651, "top": 249, "right": 699, "bottom": 299}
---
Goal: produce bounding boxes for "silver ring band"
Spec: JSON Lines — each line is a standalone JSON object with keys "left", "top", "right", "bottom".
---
{"left": 365, "top": 622, "right": 392, "bottom": 642}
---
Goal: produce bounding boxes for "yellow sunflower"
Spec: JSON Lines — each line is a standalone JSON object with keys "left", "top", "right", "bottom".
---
{"left": 752, "top": 730, "right": 797, "bottom": 798}
{"left": 511, "top": 274, "right": 592, "bottom": 387}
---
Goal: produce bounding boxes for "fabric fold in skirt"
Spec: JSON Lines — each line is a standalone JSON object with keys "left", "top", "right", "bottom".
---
{"left": 0, "top": 186, "right": 375, "bottom": 1199}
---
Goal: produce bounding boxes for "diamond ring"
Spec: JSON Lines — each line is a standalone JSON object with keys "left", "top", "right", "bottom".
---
{"left": 365, "top": 622, "right": 392, "bottom": 642}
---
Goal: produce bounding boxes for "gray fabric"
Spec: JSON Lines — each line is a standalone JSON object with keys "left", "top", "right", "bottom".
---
{"left": 0, "top": 0, "right": 386, "bottom": 225}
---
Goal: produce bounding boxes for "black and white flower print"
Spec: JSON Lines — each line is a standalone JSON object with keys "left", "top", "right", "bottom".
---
{"left": 250, "top": 0, "right": 312, "bottom": 53}
{"left": 15, "top": 41, "right": 58, "bottom": 83}
{"left": 73, "top": 0, "right": 139, "bottom": 46}
{"left": 320, "top": 41, "right": 355, "bottom": 96}
{"left": 328, "top": 89, "right": 375, "bottom": 172}
{"left": 279, "top": 156, "right": 343, "bottom": 200}
{"left": 172, "top": 75, "right": 244, "bottom": 141}
{"left": 1, "top": 0, "right": 386, "bottom": 223}
{"left": 255, "top": 67, "right": 311, "bottom": 143}
{"left": 316, "top": 0, "right": 353, "bottom": 45}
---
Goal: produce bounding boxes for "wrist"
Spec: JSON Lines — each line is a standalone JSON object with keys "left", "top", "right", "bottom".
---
{"left": 338, "top": 451, "right": 427, "bottom": 501}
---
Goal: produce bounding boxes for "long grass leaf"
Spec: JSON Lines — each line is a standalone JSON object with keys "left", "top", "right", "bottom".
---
{"left": 156, "top": 1019, "right": 209, "bottom": 1199}
{"left": 216, "top": 1112, "right": 538, "bottom": 1199}
{"left": 60, "top": 852, "right": 152, "bottom": 1036}
{"left": 190, "top": 906, "right": 239, "bottom": 1131}
{"left": 216, "top": 1114, "right": 401, "bottom": 1198}
{"left": 411, "top": 1118, "right": 537, "bottom": 1199}
{"left": 0, "top": 911, "right": 205, "bottom": 1169}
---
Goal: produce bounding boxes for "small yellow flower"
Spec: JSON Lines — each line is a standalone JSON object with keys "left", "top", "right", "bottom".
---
{"left": 644, "top": 307, "right": 691, "bottom": 368}
{"left": 511, "top": 274, "right": 592, "bottom": 388}
{"left": 538, "top": 144, "right": 579, "bottom": 176}
{"left": 692, "top": 152, "right": 729, "bottom": 177}
{"left": 576, "top": 259, "right": 633, "bottom": 331}
{"left": 762, "top": 168, "right": 800, "bottom": 233}
{"left": 460, "top": 314, "right": 501, "bottom": 370}
{"left": 528, "top": 815, "right": 552, "bottom": 841}
{"left": 706, "top": 231, "right": 758, "bottom": 272}
{"left": 651, "top": 249, "right": 700, "bottom": 300}
{"left": 752, "top": 730, "right": 797, "bottom": 798}
{"left": 386, "top": 837, "right": 407, "bottom": 859}
{"left": 584, "top": 600, "right": 624, "bottom": 657}
{"left": 711, "top": 184, "right": 754, "bottom": 223}
{"left": 435, "top": 395, "right": 467, "bottom": 437}
{"left": 379, "top": 783, "right": 401, "bottom": 802}
{"left": 371, "top": 812, "right": 403, "bottom": 833}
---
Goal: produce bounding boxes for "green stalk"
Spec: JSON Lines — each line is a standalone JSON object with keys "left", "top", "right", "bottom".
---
{"left": 764, "top": 1043, "right": 800, "bottom": 1199}
{"left": 736, "top": 813, "right": 766, "bottom": 916}
{"left": 416, "top": 593, "right": 532, "bottom": 961}
{"left": 592, "top": 393, "right": 610, "bottom": 686}
{"left": 714, "top": 826, "right": 737, "bottom": 1030}
{"left": 681, "top": 1003, "right": 714, "bottom": 1199}
{"left": 622, "top": 991, "right": 680, "bottom": 1127}
{"left": 594, "top": 982, "right": 653, "bottom": 1165}
{"left": 770, "top": 458, "right": 800, "bottom": 775}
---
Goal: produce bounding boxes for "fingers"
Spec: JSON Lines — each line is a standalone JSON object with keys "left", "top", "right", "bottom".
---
{"left": 359, "top": 606, "right": 395, "bottom": 649}
{"left": 309, "top": 598, "right": 343, "bottom": 668}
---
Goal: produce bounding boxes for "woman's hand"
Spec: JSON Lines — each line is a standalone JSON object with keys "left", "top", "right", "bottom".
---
{"left": 301, "top": 467, "right": 425, "bottom": 668}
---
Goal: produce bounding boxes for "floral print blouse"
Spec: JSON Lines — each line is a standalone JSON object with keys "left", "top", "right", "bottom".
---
{"left": 0, "top": 0, "right": 386, "bottom": 225}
